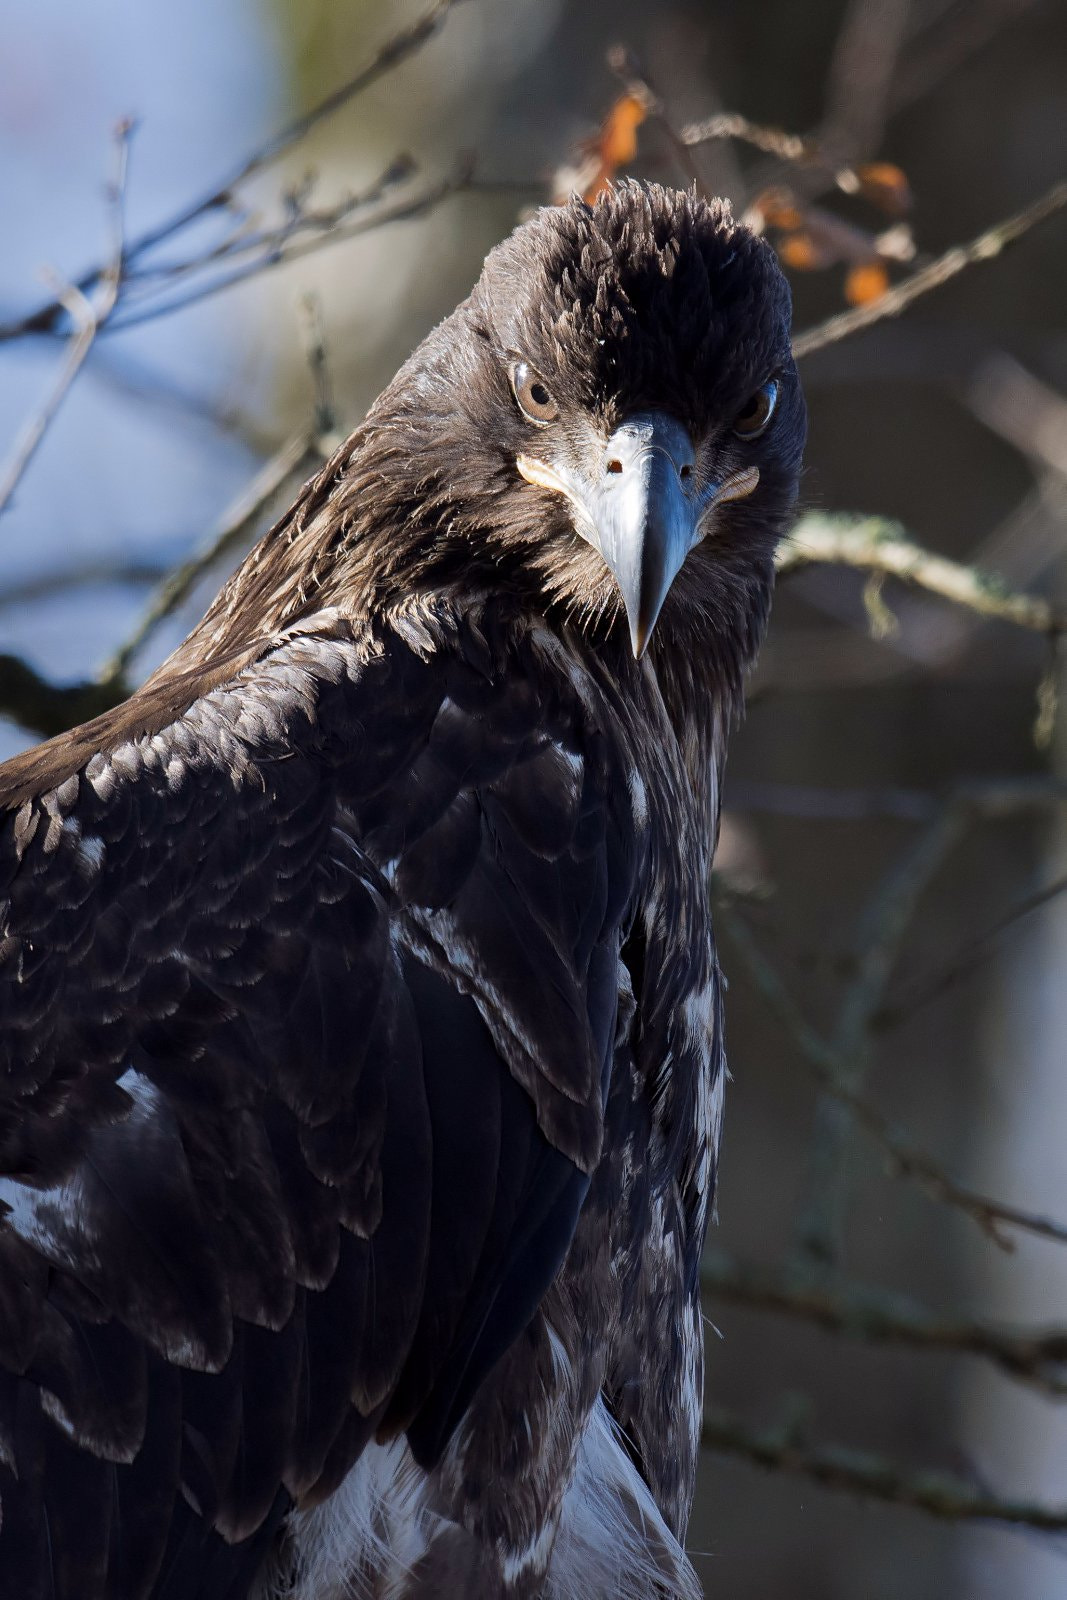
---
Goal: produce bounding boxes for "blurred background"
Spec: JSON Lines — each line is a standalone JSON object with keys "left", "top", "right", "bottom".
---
{"left": 1, "top": 1, "right": 1066, "bottom": 1594}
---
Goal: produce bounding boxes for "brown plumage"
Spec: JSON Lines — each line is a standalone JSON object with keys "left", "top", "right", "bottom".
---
{"left": 0, "top": 183, "right": 804, "bottom": 1598}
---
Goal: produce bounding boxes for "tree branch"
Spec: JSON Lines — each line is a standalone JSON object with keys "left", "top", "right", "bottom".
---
{"left": 701, "top": 1404, "right": 1067, "bottom": 1530}
{"left": 717, "top": 899, "right": 1067, "bottom": 1250}
{"left": 607, "top": 45, "right": 710, "bottom": 194}
{"left": 97, "top": 430, "right": 317, "bottom": 687}
{"left": 0, "top": 558, "right": 168, "bottom": 612}
{"left": 794, "top": 809, "right": 965, "bottom": 1269}
{"left": 778, "top": 512, "right": 1064, "bottom": 636}
{"left": 702, "top": 1252, "right": 1067, "bottom": 1397}
{"left": 0, "top": 0, "right": 462, "bottom": 344}
{"left": 725, "top": 775, "right": 1067, "bottom": 824}
{"left": 791, "top": 180, "right": 1067, "bottom": 360}
{"left": 878, "top": 867, "right": 1067, "bottom": 1030}
{"left": 0, "top": 656, "right": 124, "bottom": 741}
{"left": 106, "top": 164, "right": 473, "bottom": 332}
{"left": 818, "top": 0, "right": 911, "bottom": 164}
{"left": 0, "top": 433, "right": 316, "bottom": 739}
{"left": 0, "top": 119, "right": 133, "bottom": 518}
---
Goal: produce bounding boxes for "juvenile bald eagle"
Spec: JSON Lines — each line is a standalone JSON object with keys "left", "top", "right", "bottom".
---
{"left": 0, "top": 184, "right": 803, "bottom": 1599}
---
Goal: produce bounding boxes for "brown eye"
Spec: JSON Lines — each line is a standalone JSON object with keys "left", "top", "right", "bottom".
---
{"left": 511, "top": 361, "right": 559, "bottom": 425}
{"left": 733, "top": 379, "right": 779, "bottom": 440}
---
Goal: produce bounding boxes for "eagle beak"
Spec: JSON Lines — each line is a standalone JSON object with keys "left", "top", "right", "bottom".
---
{"left": 588, "top": 412, "right": 703, "bottom": 659}
{"left": 518, "top": 414, "right": 759, "bottom": 659}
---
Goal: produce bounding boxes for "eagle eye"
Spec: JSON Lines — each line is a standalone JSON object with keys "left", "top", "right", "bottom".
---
{"left": 733, "top": 379, "right": 779, "bottom": 440}
{"left": 511, "top": 361, "right": 559, "bottom": 425}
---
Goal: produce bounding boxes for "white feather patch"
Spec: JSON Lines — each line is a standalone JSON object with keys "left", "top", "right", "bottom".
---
{"left": 545, "top": 1397, "right": 703, "bottom": 1600}
{"left": 274, "top": 1439, "right": 438, "bottom": 1600}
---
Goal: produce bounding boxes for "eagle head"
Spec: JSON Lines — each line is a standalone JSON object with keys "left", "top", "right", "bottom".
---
{"left": 362, "top": 181, "right": 804, "bottom": 670}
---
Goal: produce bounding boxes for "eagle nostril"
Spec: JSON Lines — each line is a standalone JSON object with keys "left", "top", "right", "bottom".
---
{"left": 679, "top": 464, "right": 693, "bottom": 481}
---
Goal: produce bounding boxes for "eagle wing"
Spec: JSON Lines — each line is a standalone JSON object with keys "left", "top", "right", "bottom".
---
{"left": 0, "top": 609, "right": 639, "bottom": 1600}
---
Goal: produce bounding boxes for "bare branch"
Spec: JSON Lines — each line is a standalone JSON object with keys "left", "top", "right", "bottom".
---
{"left": 702, "top": 1252, "right": 1067, "bottom": 1398}
{"left": 210, "top": 0, "right": 458, "bottom": 191}
{"left": 0, "top": 656, "right": 123, "bottom": 742}
{"left": 967, "top": 354, "right": 1067, "bottom": 481}
{"left": 778, "top": 512, "right": 1064, "bottom": 636}
{"left": 119, "top": 155, "right": 416, "bottom": 297}
{"left": 791, "top": 180, "right": 1067, "bottom": 360}
{"left": 0, "top": 1, "right": 462, "bottom": 345}
{"left": 103, "top": 164, "right": 474, "bottom": 333}
{"left": 297, "top": 292, "right": 340, "bottom": 449}
{"left": 97, "top": 431, "right": 317, "bottom": 687}
{"left": 606, "top": 46, "right": 709, "bottom": 194}
{"left": 890, "top": 0, "right": 1046, "bottom": 115}
{"left": 0, "top": 120, "right": 133, "bottom": 518}
{"left": 0, "top": 434, "right": 317, "bottom": 737}
{"left": 725, "top": 778, "right": 937, "bottom": 821}
{"left": 818, "top": 0, "right": 912, "bottom": 163}
{"left": 717, "top": 900, "right": 1067, "bottom": 1250}
{"left": 678, "top": 110, "right": 912, "bottom": 223}
{"left": 682, "top": 111, "right": 815, "bottom": 164}
{"left": 725, "top": 775, "right": 1067, "bottom": 823}
{"left": 879, "top": 868, "right": 1067, "bottom": 1030}
{"left": 795, "top": 809, "right": 964, "bottom": 1268}
{"left": 680, "top": 111, "right": 883, "bottom": 208}
{"left": 701, "top": 1403, "right": 1067, "bottom": 1530}
{"left": 0, "top": 560, "right": 167, "bottom": 612}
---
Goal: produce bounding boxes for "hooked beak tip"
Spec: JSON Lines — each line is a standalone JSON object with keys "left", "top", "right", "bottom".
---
{"left": 629, "top": 617, "right": 652, "bottom": 660}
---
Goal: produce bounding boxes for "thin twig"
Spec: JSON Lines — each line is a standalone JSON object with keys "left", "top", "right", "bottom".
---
{"left": 679, "top": 111, "right": 906, "bottom": 213}
{"left": 794, "top": 810, "right": 964, "bottom": 1269}
{"left": 818, "top": 0, "right": 912, "bottom": 164}
{"left": 0, "top": 120, "right": 133, "bottom": 517}
{"left": 701, "top": 1404, "right": 1067, "bottom": 1530}
{"left": 725, "top": 775, "right": 1067, "bottom": 823}
{"left": 967, "top": 353, "right": 1067, "bottom": 482}
{"left": 879, "top": 869, "right": 1067, "bottom": 1030}
{"left": 717, "top": 900, "right": 1067, "bottom": 1250}
{"left": 701, "top": 1252, "right": 1067, "bottom": 1398}
{"left": 0, "top": 1, "right": 461, "bottom": 345}
{"left": 298, "top": 291, "right": 340, "bottom": 449}
{"left": 606, "top": 46, "right": 708, "bottom": 194}
{"left": 682, "top": 111, "right": 814, "bottom": 163}
{"left": 0, "top": 433, "right": 313, "bottom": 736}
{"left": 791, "top": 180, "right": 1067, "bottom": 359}
{"left": 118, "top": 155, "right": 416, "bottom": 297}
{"left": 0, "top": 558, "right": 169, "bottom": 611}
{"left": 104, "top": 166, "right": 474, "bottom": 332}
{"left": 97, "top": 431, "right": 316, "bottom": 687}
{"left": 889, "top": 0, "right": 1046, "bottom": 116}
{"left": 778, "top": 512, "right": 1064, "bottom": 636}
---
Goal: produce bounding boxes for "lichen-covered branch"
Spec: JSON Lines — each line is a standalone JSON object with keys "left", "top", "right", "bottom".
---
{"left": 778, "top": 512, "right": 1064, "bottom": 635}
